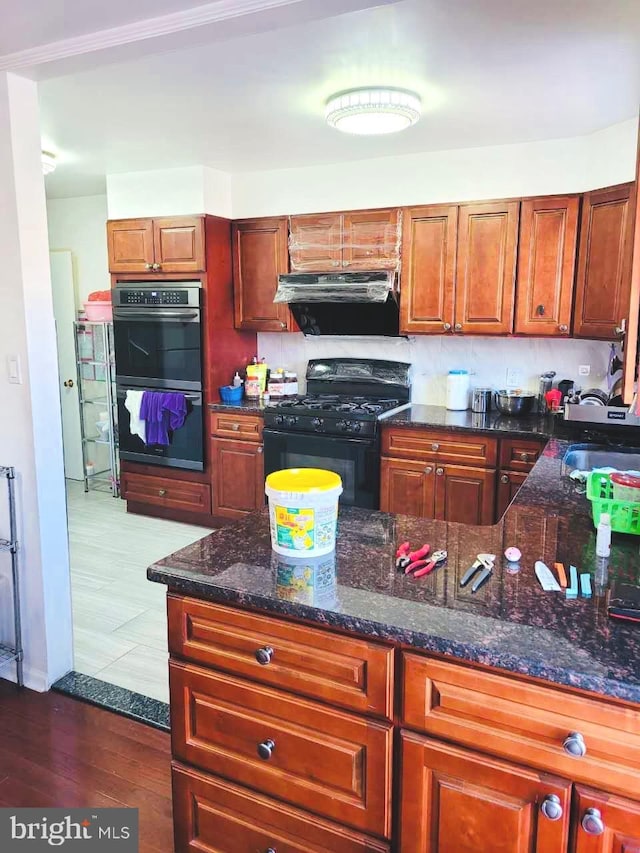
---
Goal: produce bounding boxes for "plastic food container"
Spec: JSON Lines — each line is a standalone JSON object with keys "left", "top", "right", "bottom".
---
{"left": 610, "top": 472, "right": 640, "bottom": 503}
{"left": 265, "top": 468, "right": 343, "bottom": 557}
{"left": 446, "top": 370, "right": 469, "bottom": 410}
{"left": 219, "top": 384, "right": 243, "bottom": 403}
{"left": 83, "top": 301, "right": 112, "bottom": 322}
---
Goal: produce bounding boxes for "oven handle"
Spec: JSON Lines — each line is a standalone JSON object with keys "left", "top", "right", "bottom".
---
{"left": 116, "top": 389, "right": 202, "bottom": 405}
{"left": 262, "top": 428, "right": 377, "bottom": 447}
{"left": 113, "top": 308, "right": 200, "bottom": 321}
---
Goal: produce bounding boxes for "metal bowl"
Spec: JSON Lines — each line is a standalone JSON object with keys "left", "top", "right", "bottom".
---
{"left": 494, "top": 390, "right": 536, "bottom": 417}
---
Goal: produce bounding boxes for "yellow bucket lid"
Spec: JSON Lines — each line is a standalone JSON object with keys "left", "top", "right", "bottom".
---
{"left": 266, "top": 468, "right": 342, "bottom": 493}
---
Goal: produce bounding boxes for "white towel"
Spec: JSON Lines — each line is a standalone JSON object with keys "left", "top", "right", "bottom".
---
{"left": 125, "top": 389, "right": 146, "bottom": 444}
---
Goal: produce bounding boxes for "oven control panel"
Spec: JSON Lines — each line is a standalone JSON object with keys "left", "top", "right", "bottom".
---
{"left": 264, "top": 412, "right": 377, "bottom": 438}
{"left": 118, "top": 289, "right": 190, "bottom": 305}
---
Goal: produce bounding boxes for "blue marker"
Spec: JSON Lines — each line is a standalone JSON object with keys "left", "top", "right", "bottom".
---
{"left": 566, "top": 565, "right": 579, "bottom": 599}
{"left": 580, "top": 573, "right": 592, "bottom": 599}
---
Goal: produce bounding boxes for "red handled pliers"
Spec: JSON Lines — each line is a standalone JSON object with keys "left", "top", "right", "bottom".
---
{"left": 411, "top": 549, "right": 448, "bottom": 578}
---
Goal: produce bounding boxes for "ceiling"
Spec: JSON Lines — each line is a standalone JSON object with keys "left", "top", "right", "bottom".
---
{"left": 38, "top": 0, "right": 640, "bottom": 198}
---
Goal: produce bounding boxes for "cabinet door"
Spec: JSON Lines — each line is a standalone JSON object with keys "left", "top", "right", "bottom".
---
{"left": 232, "top": 217, "right": 291, "bottom": 331}
{"left": 380, "top": 457, "right": 435, "bottom": 518}
{"left": 496, "top": 470, "right": 527, "bottom": 520}
{"left": 399, "top": 732, "right": 571, "bottom": 853}
{"left": 435, "top": 464, "right": 496, "bottom": 525}
{"left": 456, "top": 201, "right": 520, "bottom": 334}
{"left": 573, "top": 786, "right": 640, "bottom": 853}
{"left": 152, "top": 216, "right": 205, "bottom": 272}
{"left": 211, "top": 437, "right": 264, "bottom": 518}
{"left": 573, "top": 183, "right": 634, "bottom": 340}
{"left": 515, "top": 195, "right": 579, "bottom": 336}
{"left": 343, "top": 208, "right": 400, "bottom": 270}
{"left": 289, "top": 213, "right": 343, "bottom": 271}
{"left": 107, "top": 218, "right": 154, "bottom": 273}
{"left": 400, "top": 205, "right": 457, "bottom": 334}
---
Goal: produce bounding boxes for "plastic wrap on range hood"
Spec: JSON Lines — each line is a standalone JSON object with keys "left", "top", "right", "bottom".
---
{"left": 274, "top": 270, "right": 394, "bottom": 303}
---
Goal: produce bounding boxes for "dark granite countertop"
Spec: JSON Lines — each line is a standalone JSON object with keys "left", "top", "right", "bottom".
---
{"left": 384, "top": 404, "right": 554, "bottom": 438}
{"left": 209, "top": 399, "right": 266, "bottom": 415}
{"left": 149, "top": 436, "right": 640, "bottom": 705}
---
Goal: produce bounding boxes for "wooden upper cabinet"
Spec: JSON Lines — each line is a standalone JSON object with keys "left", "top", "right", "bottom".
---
{"left": 289, "top": 213, "right": 342, "bottom": 271}
{"left": 343, "top": 208, "right": 401, "bottom": 270}
{"left": 232, "top": 217, "right": 292, "bottom": 332}
{"left": 573, "top": 182, "right": 635, "bottom": 339}
{"left": 152, "top": 216, "right": 205, "bottom": 272}
{"left": 399, "top": 732, "right": 571, "bottom": 853}
{"left": 400, "top": 206, "right": 457, "bottom": 334}
{"left": 107, "top": 218, "right": 154, "bottom": 273}
{"left": 456, "top": 200, "right": 520, "bottom": 334}
{"left": 515, "top": 195, "right": 580, "bottom": 336}
{"left": 107, "top": 215, "right": 204, "bottom": 273}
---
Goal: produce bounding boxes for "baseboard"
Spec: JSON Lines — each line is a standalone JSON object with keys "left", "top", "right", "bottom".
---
{"left": 1, "top": 662, "right": 49, "bottom": 692}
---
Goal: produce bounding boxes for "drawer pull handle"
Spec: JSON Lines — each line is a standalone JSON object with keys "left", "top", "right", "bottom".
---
{"left": 563, "top": 731, "right": 587, "bottom": 757}
{"left": 257, "top": 738, "right": 275, "bottom": 761}
{"left": 581, "top": 808, "right": 605, "bottom": 836}
{"left": 540, "top": 794, "right": 563, "bottom": 821}
{"left": 266, "top": 848, "right": 277, "bottom": 853}
{"left": 443, "top": 322, "right": 451, "bottom": 331}
{"left": 436, "top": 467, "right": 444, "bottom": 476}
{"left": 519, "top": 452, "right": 530, "bottom": 462}
{"left": 231, "top": 423, "right": 240, "bottom": 431}
{"left": 158, "top": 489, "right": 167, "bottom": 497}
{"left": 501, "top": 474, "right": 509, "bottom": 484}
{"left": 255, "top": 646, "right": 274, "bottom": 665}
{"left": 454, "top": 323, "right": 462, "bottom": 332}
{"left": 431, "top": 443, "right": 440, "bottom": 451}
{"left": 424, "top": 466, "right": 433, "bottom": 475}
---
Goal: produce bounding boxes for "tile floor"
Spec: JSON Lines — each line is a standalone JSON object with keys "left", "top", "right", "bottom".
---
{"left": 66, "top": 480, "right": 212, "bottom": 703}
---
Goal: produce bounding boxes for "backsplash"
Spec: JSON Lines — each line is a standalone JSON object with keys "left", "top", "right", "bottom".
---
{"left": 256, "top": 333, "right": 613, "bottom": 403}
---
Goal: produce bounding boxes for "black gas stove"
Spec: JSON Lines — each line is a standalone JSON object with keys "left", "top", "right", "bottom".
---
{"left": 263, "top": 359, "right": 411, "bottom": 508}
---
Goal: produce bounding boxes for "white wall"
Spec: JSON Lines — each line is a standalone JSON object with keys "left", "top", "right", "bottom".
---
{"left": 47, "top": 194, "right": 110, "bottom": 307}
{"left": 232, "top": 118, "right": 638, "bottom": 218}
{"left": 106, "top": 165, "right": 232, "bottom": 219}
{"left": 0, "top": 72, "right": 73, "bottom": 691}
{"left": 257, "top": 333, "right": 612, "bottom": 404}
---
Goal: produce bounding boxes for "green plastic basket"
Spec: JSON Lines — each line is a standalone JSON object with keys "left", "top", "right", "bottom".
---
{"left": 586, "top": 471, "right": 640, "bottom": 535}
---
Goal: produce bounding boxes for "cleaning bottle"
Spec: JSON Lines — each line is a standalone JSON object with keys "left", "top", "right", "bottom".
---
{"left": 596, "top": 512, "right": 611, "bottom": 557}
{"left": 232, "top": 371, "right": 242, "bottom": 388}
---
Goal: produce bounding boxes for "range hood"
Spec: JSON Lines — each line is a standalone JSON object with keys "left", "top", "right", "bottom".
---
{"left": 274, "top": 271, "right": 400, "bottom": 336}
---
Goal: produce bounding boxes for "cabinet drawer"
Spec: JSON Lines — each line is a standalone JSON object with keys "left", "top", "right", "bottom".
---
{"left": 170, "top": 661, "right": 393, "bottom": 838}
{"left": 402, "top": 653, "right": 640, "bottom": 799}
{"left": 168, "top": 596, "right": 393, "bottom": 719}
{"left": 210, "top": 410, "right": 263, "bottom": 441}
{"left": 499, "top": 438, "right": 545, "bottom": 472}
{"left": 172, "top": 763, "right": 390, "bottom": 853}
{"left": 121, "top": 472, "right": 211, "bottom": 514}
{"left": 382, "top": 428, "right": 497, "bottom": 467}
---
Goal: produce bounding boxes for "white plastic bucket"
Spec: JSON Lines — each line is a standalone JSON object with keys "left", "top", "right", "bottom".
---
{"left": 265, "top": 468, "right": 343, "bottom": 557}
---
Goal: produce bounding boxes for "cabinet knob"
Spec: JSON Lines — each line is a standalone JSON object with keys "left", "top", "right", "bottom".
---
{"left": 257, "top": 445, "right": 264, "bottom": 454}
{"left": 255, "top": 645, "right": 273, "bottom": 665}
{"left": 519, "top": 452, "right": 530, "bottom": 462}
{"left": 257, "top": 738, "right": 275, "bottom": 760}
{"left": 332, "top": 260, "right": 340, "bottom": 267}
{"left": 280, "top": 321, "right": 287, "bottom": 329}
{"left": 436, "top": 467, "right": 444, "bottom": 476}
{"left": 231, "top": 423, "right": 240, "bottom": 431}
{"left": 581, "top": 808, "right": 605, "bottom": 836}
{"left": 501, "top": 474, "right": 509, "bottom": 484}
{"left": 63, "top": 379, "right": 74, "bottom": 388}
{"left": 424, "top": 466, "right": 433, "bottom": 475}
{"left": 431, "top": 443, "right": 440, "bottom": 451}
{"left": 558, "top": 324, "right": 568, "bottom": 333}
{"left": 265, "top": 849, "right": 277, "bottom": 853}
{"left": 615, "top": 318, "right": 626, "bottom": 337}
{"left": 536, "top": 304, "right": 546, "bottom": 316}
{"left": 152, "top": 262, "right": 161, "bottom": 271}
{"left": 454, "top": 323, "right": 462, "bottom": 332}
{"left": 158, "top": 489, "right": 167, "bottom": 496}
{"left": 342, "top": 260, "right": 350, "bottom": 267}
{"left": 540, "top": 794, "right": 563, "bottom": 821}
{"left": 145, "top": 263, "right": 152, "bottom": 270}
{"left": 563, "top": 731, "right": 587, "bottom": 757}
{"left": 443, "top": 322, "right": 452, "bottom": 331}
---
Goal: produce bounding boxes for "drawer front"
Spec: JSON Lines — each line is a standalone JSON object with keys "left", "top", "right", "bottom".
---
{"left": 172, "top": 763, "right": 390, "bottom": 853}
{"left": 210, "top": 411, "right": 263, "bottom": 441}
{"left": 168, "top": 596, "right": 394, "bottom": 719}
{"left": 382, "top": 428, "right": 498, "bottom": 467}
{"left": 499, "top": 438, "right": 545, "bottom": 472}
{"left": 402, "top": 653, "right": 640, "bottom": 799}
{"left": 170, "top": 662, "right": 393, "bottom": 837}
{"left": 121, "top": 472, "right": 211, "bottom": 513}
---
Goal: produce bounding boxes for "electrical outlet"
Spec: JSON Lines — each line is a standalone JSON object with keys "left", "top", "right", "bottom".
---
{"left": 506, "top": 367, "right": 524, "bottom": 388}
{"left": 578, "top": 365, "right": 591, "bottom": 377}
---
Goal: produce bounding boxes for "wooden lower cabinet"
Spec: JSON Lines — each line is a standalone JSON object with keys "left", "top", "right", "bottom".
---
{"left": 496, "top": 470, "right": 527, "bottom": 519}
{"left": 211, "top": 437, "right": 264, "bottom": 518}
{"left": 399, "top": 732, "right": 571, "bottom": 852}
{"left": 380, "top": 457, "right": 434, "bottom": 517}
{"left": 573, "top": 786, "right": 640, "bottom": 852}
{"left": 120, "top": 470, "right": 211, "bottom": 514}
{"left": 172, "top": 764, "right": 390, "bottom": 853}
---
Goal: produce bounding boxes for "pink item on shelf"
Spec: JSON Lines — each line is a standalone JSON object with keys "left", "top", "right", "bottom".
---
{"left": 83, "top": 301, "right": 112, "bottom": 321}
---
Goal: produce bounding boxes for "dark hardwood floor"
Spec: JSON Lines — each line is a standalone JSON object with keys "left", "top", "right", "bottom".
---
{"left": 0, "top": 680, "right": 174, "bottom": 853}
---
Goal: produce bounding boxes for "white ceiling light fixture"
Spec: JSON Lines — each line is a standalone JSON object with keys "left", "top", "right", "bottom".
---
{"left": 325, "top": 87, "right": 421, "bottom": 136}
{"left": 41, "top": 151, "right": 56, "bottom": 175}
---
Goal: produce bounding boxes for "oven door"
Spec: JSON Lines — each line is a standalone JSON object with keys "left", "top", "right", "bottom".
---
{"left": 113, "top": 307, "right": 202, "bottom": 391}
{"left": 117, "top": 387, "right": 204, "bottom": 471}
{"left": 263, "top": 428, "right": 380, "bottom": 508}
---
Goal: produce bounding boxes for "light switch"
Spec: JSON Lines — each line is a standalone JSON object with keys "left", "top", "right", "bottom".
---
{"left": 7, "top": 355, "right": 22, "bottom": 384}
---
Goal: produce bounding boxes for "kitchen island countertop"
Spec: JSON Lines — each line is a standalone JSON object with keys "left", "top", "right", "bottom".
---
{"left": 149, "top": 435, "right": 640, "bottom": 705}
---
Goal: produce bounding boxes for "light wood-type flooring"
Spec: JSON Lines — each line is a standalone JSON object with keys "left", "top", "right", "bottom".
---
{"left": 67, "top": 480, "right": 211, "bottom": 703}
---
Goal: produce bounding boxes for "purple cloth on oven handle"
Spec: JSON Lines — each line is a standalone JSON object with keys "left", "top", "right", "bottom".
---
{"left": 139, "top": 391, "right": 187, "bottom": 446}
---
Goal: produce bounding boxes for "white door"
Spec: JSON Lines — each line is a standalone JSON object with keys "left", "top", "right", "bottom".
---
{"left": 50, "top": 250, "right": 84, "bottom": 480}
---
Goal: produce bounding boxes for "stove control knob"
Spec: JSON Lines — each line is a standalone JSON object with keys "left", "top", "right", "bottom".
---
{"left": 312, "top": 417, "right": 323, "bottom": 431}
{"left": 286, "top": 416, "right": 297, "bottom": 427}
{"left": 352, "top": 421, "right": 362, "bottom": 433}
{"left": 337, "top": 420, "right": 348, "bottom": 432}
{"left": 275, "top": 414, "right": 286, "bottom": 426}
